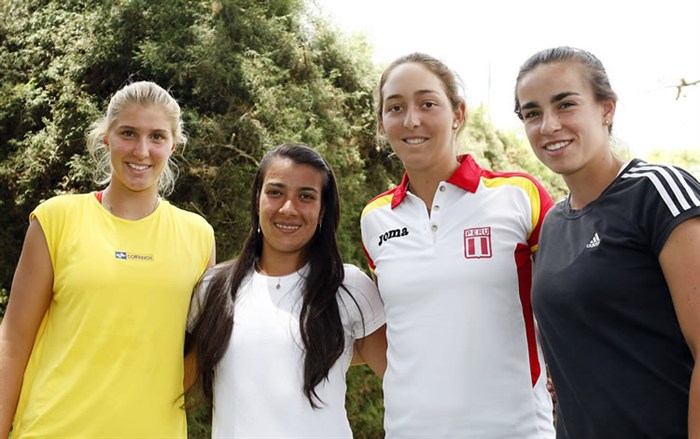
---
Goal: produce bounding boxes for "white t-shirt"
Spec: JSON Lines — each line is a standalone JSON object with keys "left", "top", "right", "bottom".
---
{"left": 189, "top": 263, "right": 385, "bottom": 438}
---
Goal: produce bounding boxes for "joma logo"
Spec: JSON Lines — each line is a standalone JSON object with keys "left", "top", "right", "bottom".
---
{"left": 378, "top": 227, "right": 409, "bottom": 246}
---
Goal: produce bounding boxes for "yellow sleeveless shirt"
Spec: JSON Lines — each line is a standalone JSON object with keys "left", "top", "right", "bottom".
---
{"left": 12, "top": 193, "right": 213, "bottom": 438}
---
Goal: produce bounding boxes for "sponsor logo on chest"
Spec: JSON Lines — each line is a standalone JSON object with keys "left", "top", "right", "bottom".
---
{"left": 464, "top": 227, "right": 492, "bottom": 259}
{"left": 114, "top": 251, "right": 154, "bottom": 262}
{"left": 378, "top": 227, "right": 409, "bottom": 246}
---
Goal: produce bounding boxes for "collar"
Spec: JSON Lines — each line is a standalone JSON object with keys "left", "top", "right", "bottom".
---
{"left": 391, "top": 154, "right": 483, "bottom": 208}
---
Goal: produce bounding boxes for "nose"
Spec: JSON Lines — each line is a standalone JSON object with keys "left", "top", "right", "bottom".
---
{"left": 278, "top": 198, "right": 298, "bottom": 215}
{"left": 403, "top": 106, "right": 420, "bottom": 129}
{"left": 540, "top": 111, "right": 561, "bottom": 135}
{"left": 133, "top": 137, "right": 149, "bottom": 159}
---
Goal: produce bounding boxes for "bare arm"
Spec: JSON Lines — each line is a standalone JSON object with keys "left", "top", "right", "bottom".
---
{"left": 207, "top": 238, "right": 216, "bottom": 269}
{"left": 0, "top": 220, "right": 54, "bottom": 438}
{"left": 660, "top": 217, "right": 700, "bottom": 438}
{"left": 183, "top": 238, "right": 215, "bottom": 391}
{"left": 183, "top": 349, "right": 198, "bottom": 392}
{"left": 352, "top": 324, "right": 387, "bottom": 378}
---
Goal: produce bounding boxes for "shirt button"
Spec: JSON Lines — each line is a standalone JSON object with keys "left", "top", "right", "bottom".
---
{"left": 431, "top": 224, "right": 438, "bottom": 232}
{"left": 433, "top": 205, "right": 440, "bottom": 211}
{"left": 439, "top": 186, "right": 446, "bottom": 192}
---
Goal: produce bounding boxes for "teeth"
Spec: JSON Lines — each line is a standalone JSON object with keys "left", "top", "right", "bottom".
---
{"left": 275, "top": 223, "right": 300, "bottom": 230}
{"left": 128, "top": 163, "right": 149, "bottom": 170}
{"left": 405, "top": 138, "right": 427, "bottom": 145}
{"left": 545, "top": 141, "right": 569, "bottom": 151}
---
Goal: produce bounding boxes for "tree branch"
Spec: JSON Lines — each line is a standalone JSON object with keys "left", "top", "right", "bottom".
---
{"left": 675, "top": 78, "right": 700, "bottom": 100}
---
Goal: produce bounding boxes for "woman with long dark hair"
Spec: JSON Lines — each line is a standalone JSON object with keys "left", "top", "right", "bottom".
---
{"left": 186, "top": 143, "right": 386, "bottom": 437}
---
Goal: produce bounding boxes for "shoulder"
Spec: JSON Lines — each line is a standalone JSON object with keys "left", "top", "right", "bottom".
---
{"left": 479, "top": 168, "right": 551, "bottom": 196}
{"left": 361, "top": 186, "right": 400, "bottom": 220}
{"left": 342, "top": 263, "right": 372, "bottom": 285}
{"left": 619, "top": 159, "right": 700, "bottom": 217}
{"left": 163, "top": 201, "right": 214, "bottom": 233}
{"left": 36, "top": 192, "right": 93, "bottom": 210}
{"left": 31, "top": 192, "right": 94, "bottom": 220}
{"left": 341, "top": 264, "right": 378, "bottom": 298}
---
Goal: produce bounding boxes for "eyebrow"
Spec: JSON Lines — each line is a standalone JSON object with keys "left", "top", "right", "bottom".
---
{"left": 116, "top": 125, "right": 168, "bottom": 134}
{"left": 265, "top": 181, "right": 320, "bottom": 193}
{"left": 520, "top": 91, "right": 581, "bottom": 110}
{"left": 384, "top": 89, "right": 441, "bottom": 102}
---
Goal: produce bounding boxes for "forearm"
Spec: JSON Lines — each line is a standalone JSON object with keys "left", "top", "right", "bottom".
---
{"left": 690, "top": 362, "right": 700, "bottom": 439}
{"left": 0, "top": 336, "right": 33, "bottom": 438}
{"left": 183, "top": 350, "right": 198, "bottom": 392}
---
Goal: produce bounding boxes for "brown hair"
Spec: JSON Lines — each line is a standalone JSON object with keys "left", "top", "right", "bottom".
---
{"left": 375, "top": 52, "right": 467, "bottom": 140}
{"left": 514, "top": 46, "right": 618, "bottom": 133}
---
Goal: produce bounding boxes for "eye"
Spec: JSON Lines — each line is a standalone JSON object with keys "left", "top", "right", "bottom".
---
{"left": 151, "top": 133, "right": 166, "bottom": 141}
{"left": 299, "top": 192, "right": 317, "bottom": 201}
{"left": 422, "top": 101, "right": 437, "bottom": 109}
{"left": 266, "top": 189, "right": 282, "bottom": 197}
{"left": 384, "top": 103, "right": 402, "bottom": 113}
{"left": 120, "top": 129, "right": 135, "bottom": 137}
{"left": 559, "top": 101, "right": 576, "bottom": 110}
{"left": 522, "top": 110, "right": 541, "bottom": 120}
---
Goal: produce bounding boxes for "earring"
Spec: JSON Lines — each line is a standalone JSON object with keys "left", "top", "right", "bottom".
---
{"left": 257, "top": 224, "right": 261, "bottom": 234}
{"left": 604, "top": 119, "right": 610, "bottom": 126}
{"left": 452, "top": 123, "right": 459, "bottom": 129}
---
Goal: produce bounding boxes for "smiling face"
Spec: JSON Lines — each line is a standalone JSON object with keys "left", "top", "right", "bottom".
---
{"left": 104, "top": 103, "right": 175, "bottom": 195}
{"left": 516, "top": 61, "right": 615, "bottom": 177}
{"left": 379, "top": 62, "right": 464, "bottom": 175}
{"left": 258, "top": 157, "right": 324, "bottom": 270}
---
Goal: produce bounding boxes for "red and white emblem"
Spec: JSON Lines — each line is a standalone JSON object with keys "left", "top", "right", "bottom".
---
{"left": 464, "top": 227, "right": 492, "bottom": 259}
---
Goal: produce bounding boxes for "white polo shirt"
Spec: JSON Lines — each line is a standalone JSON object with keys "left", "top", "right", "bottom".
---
{"left": 361, "top": 155, "right": 555, "bottom": 438}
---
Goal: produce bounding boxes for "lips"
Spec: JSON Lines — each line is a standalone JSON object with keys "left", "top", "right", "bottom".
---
{"left": 543, "top": 140, "right": 571, "bottom": 151}
{"left": 403, "top": 137, "right": 428, "bottom": 145}
{"left": 127, "top": 163, "right": 151, "bottom": 171}
{"left": 274, "top": 223, "right": 301, "bottom": 231}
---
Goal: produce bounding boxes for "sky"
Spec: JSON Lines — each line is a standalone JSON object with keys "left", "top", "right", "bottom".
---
{"left": 315, "top": 0, "right": 700, "bottom": 157}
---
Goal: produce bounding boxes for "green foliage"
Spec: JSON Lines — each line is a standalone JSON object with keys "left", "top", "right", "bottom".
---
{"left": 346, "top": 366, "right": 385, "bottom": 438}
{"left": 646, "top": 148, "right": 700, "bottom": 179}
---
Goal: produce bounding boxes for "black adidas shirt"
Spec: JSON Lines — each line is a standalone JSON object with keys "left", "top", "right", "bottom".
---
{"left": 532, "top": 159, "right": 700, "bottom": 438}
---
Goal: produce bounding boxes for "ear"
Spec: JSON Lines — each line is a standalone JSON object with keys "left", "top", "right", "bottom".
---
{"left": 169, "top": 142, "right": 177, "bottom": 155}
{"left": 377, "top": 120, "right": 386, "bottom": 136}
{"left": 452, "top": 101, "right": 467, "bottom": 129}
{"left": 602, "top": 99, "right": 616, "bottom": 123}
{"left": 103, "top": 135, "right": 110, "bottom": 151}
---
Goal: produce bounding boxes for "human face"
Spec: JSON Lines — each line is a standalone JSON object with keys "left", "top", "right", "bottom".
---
{"left": 258, "top": 158, "right": 324, "bottom": 269}
{"left": 380, "top": 62, "right": 464, "bottom": 174}
{"left": 516, "top": 61, "right": 615, "bottom": 177}
{"left": 104, "top": 103, "right": 175, "bottom": 194}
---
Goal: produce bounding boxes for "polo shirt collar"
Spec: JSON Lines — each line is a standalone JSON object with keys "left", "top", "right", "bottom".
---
{"left": 391, "top": 154, "right": 482, "bottom": 208}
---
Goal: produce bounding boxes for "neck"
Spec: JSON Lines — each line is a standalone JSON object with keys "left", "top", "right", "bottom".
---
{"left": 405, "top": 157, "right": 460, "bottom": 212}
{"left": 103, "top": 186, "right": 160, "bottom": 220}
{"left": 257, "top": 250, "right": 306, "bottom": 277}
{"left": 564, "top": 152, "right": 624, "bottom": 210}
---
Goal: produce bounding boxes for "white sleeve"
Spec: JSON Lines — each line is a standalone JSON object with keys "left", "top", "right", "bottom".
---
{"left": 338, "top": 264, "right": 385, "bottom": 340}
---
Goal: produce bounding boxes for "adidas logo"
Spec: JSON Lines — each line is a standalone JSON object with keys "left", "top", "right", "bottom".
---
{"left": 586, "top": 233, "right": 601, "bottom": 249}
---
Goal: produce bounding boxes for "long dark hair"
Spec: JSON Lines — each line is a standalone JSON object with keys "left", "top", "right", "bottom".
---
{"left": 186, "top": 143, "right": 347, "bottom": 408}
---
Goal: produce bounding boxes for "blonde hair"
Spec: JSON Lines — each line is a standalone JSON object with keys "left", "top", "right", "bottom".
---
{"left": 86, "top": 81, "right": 187, "bottom": 196}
